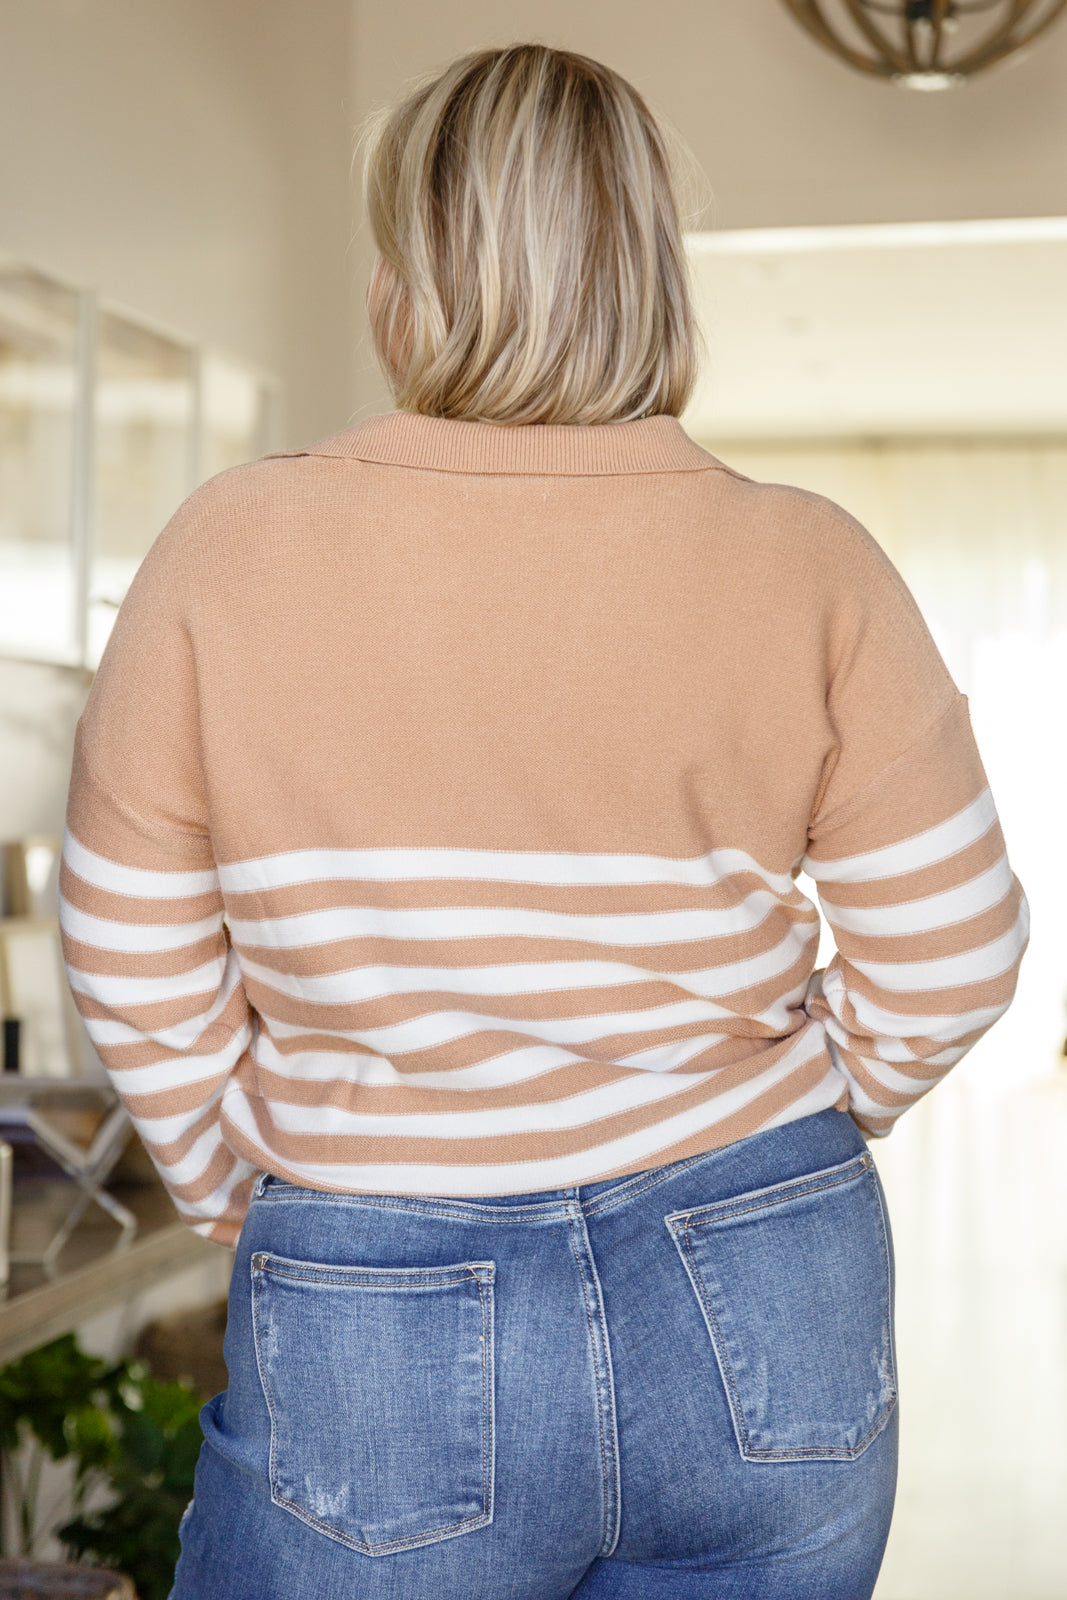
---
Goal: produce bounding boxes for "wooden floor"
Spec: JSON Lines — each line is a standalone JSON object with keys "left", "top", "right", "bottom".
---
{"left": 872, "top": 1066, "right": 1067, "bottom": 1599}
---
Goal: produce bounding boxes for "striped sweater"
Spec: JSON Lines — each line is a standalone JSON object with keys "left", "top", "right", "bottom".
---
{"left": 58, "top": 411, "right": 1028, "bottom": 1245}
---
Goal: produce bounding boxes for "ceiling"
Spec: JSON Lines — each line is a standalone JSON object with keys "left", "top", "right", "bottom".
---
{"left": 683, "top": 218, "right": 1067, "bottom": 440}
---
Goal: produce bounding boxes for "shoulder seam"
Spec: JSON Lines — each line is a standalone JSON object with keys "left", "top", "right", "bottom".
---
{"left": 810, "top": 692, "right": 969, "bottom": 836}
{"left": 73, "top": 736, "right": 212, "bottom": 844}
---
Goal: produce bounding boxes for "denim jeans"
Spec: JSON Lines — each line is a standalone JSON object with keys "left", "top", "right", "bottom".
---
{"left": 171, "top": 1107, "right": 898, "bottom": 1599}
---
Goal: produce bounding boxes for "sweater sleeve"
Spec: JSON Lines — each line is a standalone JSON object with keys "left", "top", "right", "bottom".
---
{"left": 800, "top": 502, "right": 1028, "bottom": 1135}
{"left": 58, "top": 481, "right": 258, "bottom": 1245}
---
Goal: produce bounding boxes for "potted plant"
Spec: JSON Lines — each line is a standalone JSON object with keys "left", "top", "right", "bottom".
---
{"left": 0, "top": 1335, "right": 203, "bottom": 1600}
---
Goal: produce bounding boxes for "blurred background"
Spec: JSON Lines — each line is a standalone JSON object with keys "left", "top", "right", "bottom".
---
{"left": 0, "top": 3, "right": 1065, "bottom": 1595}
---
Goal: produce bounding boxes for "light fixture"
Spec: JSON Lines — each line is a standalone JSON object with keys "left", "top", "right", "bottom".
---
{"left": 780, "top": 0, "right": 1067, "bottom": 90}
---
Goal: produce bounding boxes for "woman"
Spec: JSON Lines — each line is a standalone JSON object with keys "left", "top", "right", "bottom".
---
{"left": 59, "top": 44, "right": 1027, "bottom": 1600}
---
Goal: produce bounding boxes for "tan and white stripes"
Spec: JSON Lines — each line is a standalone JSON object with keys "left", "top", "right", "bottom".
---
{"left": 59, "top": 776, "right": 1025, "bottom": 1242}
{"left": 803, "top": 787, "right": 1027, "bottom": 1133}
{"left": 57, "top": 410, "right": 1027, "bottom": 1245}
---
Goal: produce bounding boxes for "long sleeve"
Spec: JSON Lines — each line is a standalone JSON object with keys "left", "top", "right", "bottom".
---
{"left": 58, "top": 482, "right": 258, "bottom": 1245}
{"left": 800, "top": 506, "right": 1028, "bottom": 1135}
{"left": 55, "top": 416, "right": 1032, "bottom": 1215}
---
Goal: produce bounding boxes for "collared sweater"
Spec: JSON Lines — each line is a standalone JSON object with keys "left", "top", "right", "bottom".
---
{"left": 58, "top": 412, "right": 1028, "bottom": 1246}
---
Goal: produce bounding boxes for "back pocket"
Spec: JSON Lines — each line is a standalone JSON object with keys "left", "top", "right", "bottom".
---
{"left": 251, "top": 1253, "right": 495, "bottom": 1555}
{"left": 665, "top": 1151, "right": 895, "bottom": 1462}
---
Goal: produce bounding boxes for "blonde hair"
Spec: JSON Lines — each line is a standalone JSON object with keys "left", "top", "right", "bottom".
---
{"left": 362, "top": 44, "right": 701, "bottom": 425}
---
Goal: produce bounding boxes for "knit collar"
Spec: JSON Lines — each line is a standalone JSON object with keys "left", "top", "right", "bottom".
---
{"left": 297, "top": 409, "right": 721, "bottom": 477}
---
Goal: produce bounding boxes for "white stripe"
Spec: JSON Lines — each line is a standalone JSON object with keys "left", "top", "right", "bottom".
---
{"left": 105, "top": 1026, "right": 252, "bottom": 1096}
{"left": 59, "top": 894, "right": 223, "bottom": 954}
{"left": 754, "top": 1065, "right": 847, "bottom": 1131}
{"left": 249, "top": 990, "right": 735, "bottom": 1060}
{"left": 852, "top": 1051, "right": 956, "bottom": 1096}
{"left": 819, "top": 856, "right": 1015, "bottom": 938}
{"left": 137, "top": 1110, "right": 228, "bottom": 1187}
{"left": 180, "top": 1156, "right": 260, "bottom": 1226}
{"left": 848, "top": 905, "right": 1028, "bottom": 992}
{"left": 236, "top": 921, "right": 818, "bottom": 1010}
{"left": 253, "top": 977, "right": 807, "bottom": 1060}
{"left": 816, "top": 970, "right": 1010, "bottom": 1043}
{"left": 251, "top": 1031, "right": 727, "bottom": 1092}
{"left": 872, "top": 1037, "right": 968, "bottom": 1068}
{"left": 63, "top": 828, "right": 219, "bottom": 900}
{"left": 251, "top": 1065, "right": 718, "bottom": 1142}
{"left": 130, "top": 1080, "right": 229, "bottom": 1145}
{"left": 802, "top": 790, "right": 997, "bottom": 885}
{"left": 217, "top": 843, "right": 799, "bottom": 897}
{"left": 66, "top": 954, "right": 230, "bottom": 1008}
{"left": 253, "top": 1037, "right": 581, "bottom": 1091}
{"left": 822, "top": 1036, "right": 913, "bottom": 1123}
{"left": 819, "top": 1020, "right": 959, "bottom": 1096}
{"left": 219, "top": 1026, "right": 828, "bottom": 1194}
{"left": 226, "top": 889, "right": 801, "bottom": 951}
{"left": 79, "top": 953, "right": 245, "bottom": 1050}
{"left": 616, "top": 1031, "right": 730, "bottom": 1071}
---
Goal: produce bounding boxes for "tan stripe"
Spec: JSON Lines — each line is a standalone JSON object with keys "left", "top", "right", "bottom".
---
{"left": 247, "top": 1010, "right": 754, "bottom": 1081}
{"left": 231, "top": 907, "right": 808, "bottom": 979}
{"left": 220, "top": 872, "right": 813, "bottom": 920}
{"left": 80, "top": 992, "right": 251, "bottom": 1065}
{"left": 838, "top": 1043, "right": 940, "bottom": 1107}
{"left": 814, "top": 829, "right": 1006, "bottom": 908}
{"left": 59, "top": 933, "right": 225, "bottom": 980}
{"left": 164, "top": 1142, "right": 239, "bottom": 1204}
{"left": 142, "top": 1101, "right": 228, "bottom": 1168}
{"left": 60, "top": 863, "right": 223, "bottom": 924}
{"left": 835, "top": 1049, "right": 934, "bottom": 1109}
{"left": 222, "top": 1048, "right": 838, "bottom": 1189}
{"left": 827, "top": 957, "right": 1020, "bottom": 1016}
{"left": 221, "top": 1035, "right": 813, "bottom": 1170}
{"left": 69, "top": 986, "right": 238, "bottom": 1032}
{"left": 829, "top": 896, "right": 1021, "bottom": 965}
{"left": 824, "top": 990, "right": 991, "bottom": 1068}
{"left": 121, "top": 1073, "right": 234, "bottom": 1120}
{"left": 242, "top": 970, "right": 784, "bottom": 1031}
{"left": 248, "top": 1046, "right": 771, "bottom": 1115}
{"left": 853, "top": 1113, "right": 896, "bottom": 1136}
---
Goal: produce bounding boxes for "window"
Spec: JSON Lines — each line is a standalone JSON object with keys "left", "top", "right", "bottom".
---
{"left": 0, "top": 252, "right": 281, "bottom": 669}
{"left": 0, "top": 263, "right": 81, "bottom": 663}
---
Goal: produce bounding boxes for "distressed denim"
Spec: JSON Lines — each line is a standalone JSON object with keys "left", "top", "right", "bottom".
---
{"left": 171, "top": 1108, "right": 898, "bottom": 1599}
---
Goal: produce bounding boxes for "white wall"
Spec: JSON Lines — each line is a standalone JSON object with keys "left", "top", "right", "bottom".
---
{"left": 0, "top": 0, "right": 359, "bottom": 842}
{"left": 0, "top": 0, "right": 356, "bottom": 448}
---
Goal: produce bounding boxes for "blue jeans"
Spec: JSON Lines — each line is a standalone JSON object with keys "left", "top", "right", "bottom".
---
{"left": 171, "top": 1108, "right": 898, "bottom": 1599}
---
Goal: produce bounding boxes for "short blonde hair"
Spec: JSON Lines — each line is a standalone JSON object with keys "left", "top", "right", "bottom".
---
{"left": 363, "top": 44, "right": 700, "bottom": 425}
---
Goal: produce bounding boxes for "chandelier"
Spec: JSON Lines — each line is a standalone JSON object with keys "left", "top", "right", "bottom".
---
{"left": 780, "top": 0, "right": 1067, "bottom": 89}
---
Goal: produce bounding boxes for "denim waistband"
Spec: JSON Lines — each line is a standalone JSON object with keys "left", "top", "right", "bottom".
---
{"left": 251, "top": 1108, "right": 860, "bottom": 1224}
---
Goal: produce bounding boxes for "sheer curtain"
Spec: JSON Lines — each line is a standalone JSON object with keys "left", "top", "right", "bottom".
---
{"left": 705, "top": 436, "right": 1067, "bottom": 1094}
{"left": 704, "top": 439, "right": 1067, "bottom": 1597}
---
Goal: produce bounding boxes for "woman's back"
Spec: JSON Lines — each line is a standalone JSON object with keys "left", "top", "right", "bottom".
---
{"left": 57, "top": 43, "right": 1026, "bottom": 1597}
{"left": 60, "top": 405, "right": 1024, "bottom": 1238}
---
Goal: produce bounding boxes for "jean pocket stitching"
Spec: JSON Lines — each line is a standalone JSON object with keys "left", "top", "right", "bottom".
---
{"left": 663, "top": 1151, "right": 872, "bottom": 1232}
{"left": 250, "top": 1255, "right": 495, "bottom": 1554}
{"left": 666, "top": 1157, "right": 895, "bottom": 1463}
{"left": 251, "top": 1254, "right": 491, "bottom": 1290}
{"left": 266, "top": 1494, "right": 492, "bottom": 1557}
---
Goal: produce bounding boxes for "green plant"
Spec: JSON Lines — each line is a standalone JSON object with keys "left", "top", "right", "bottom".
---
{"left": 0, "top": 1332, "right": 204, "bottom": 1600}
{"left": 0, "top": 1334, "right": 125, "bottom": 1559}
